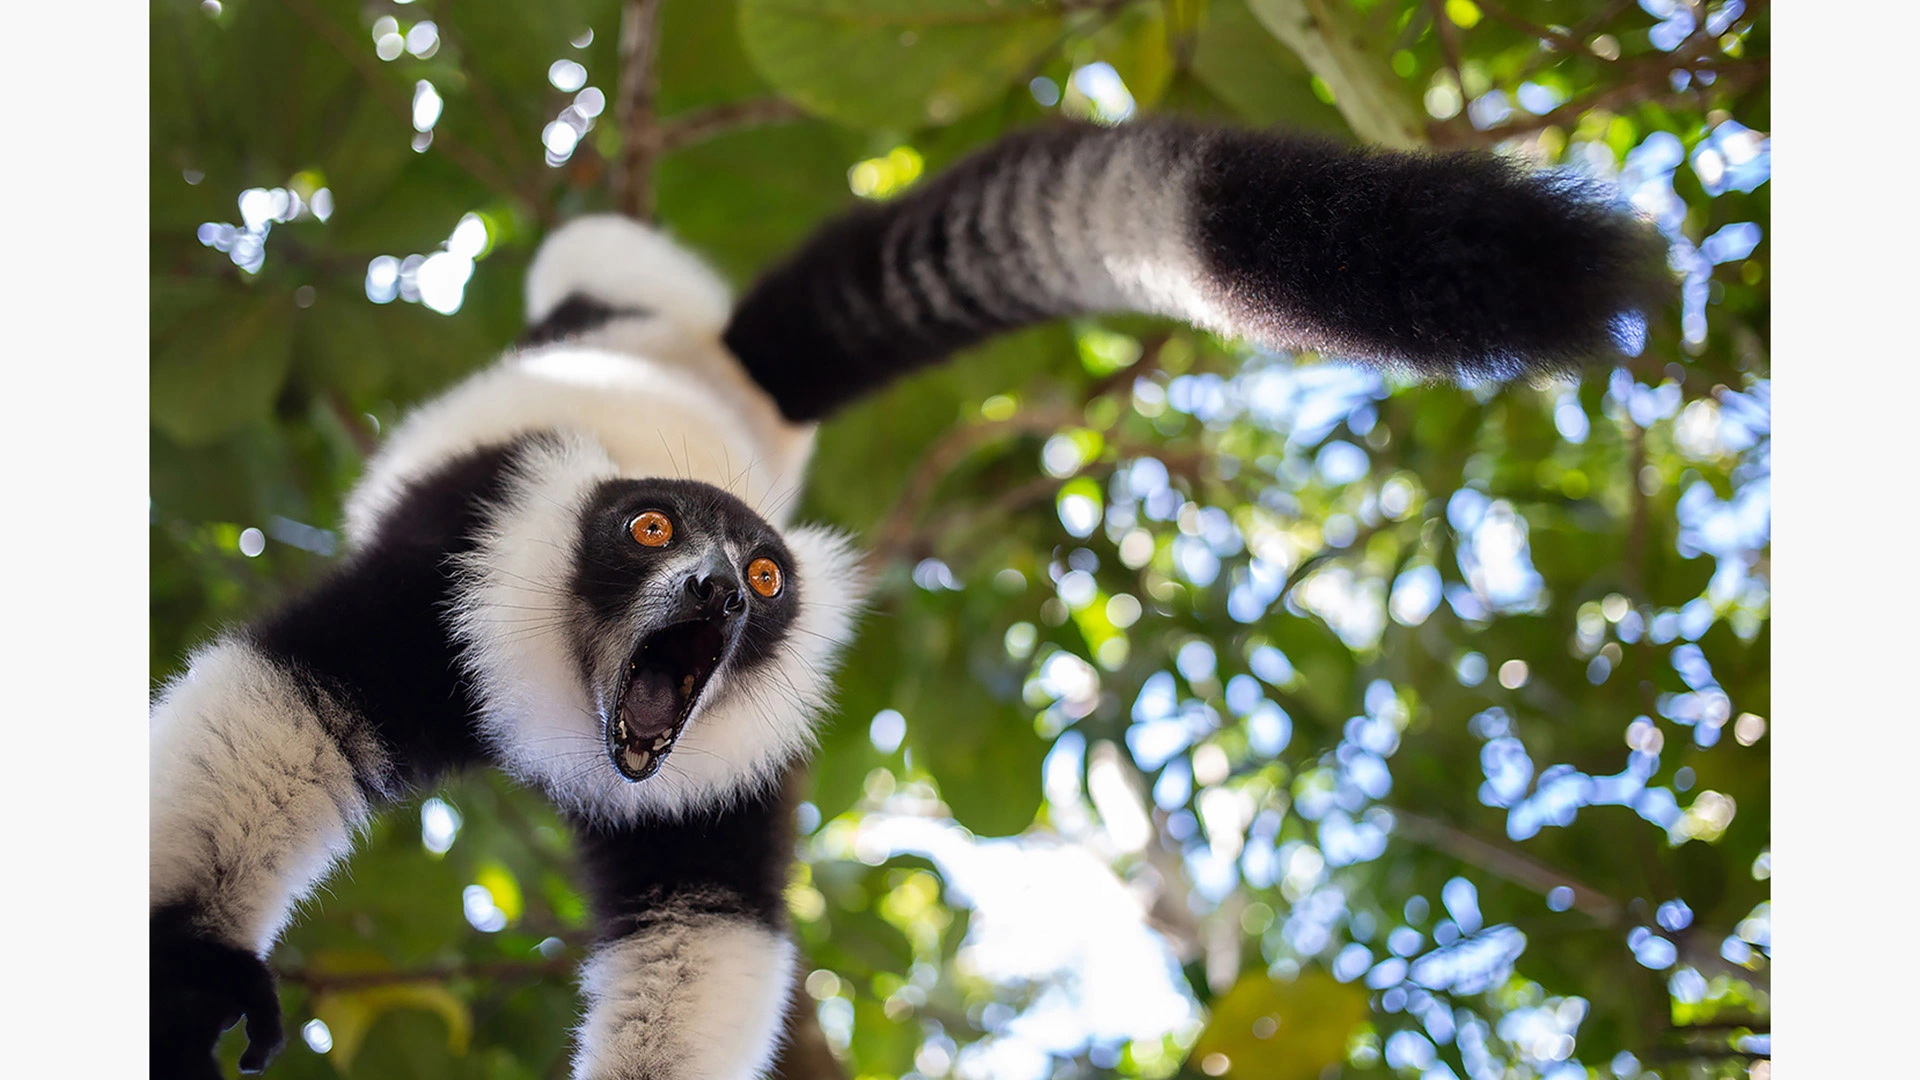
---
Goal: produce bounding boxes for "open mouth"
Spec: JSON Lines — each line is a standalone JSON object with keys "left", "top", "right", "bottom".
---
{"left": 607, "top": 615, "right": 730, "bottom": 782}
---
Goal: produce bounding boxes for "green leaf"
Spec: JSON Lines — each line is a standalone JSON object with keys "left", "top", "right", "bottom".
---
{"left": 738, "top": 0, "right": 1063, "bottom": 131}
{"left": 1190, "top": 969, "right": 1368, "bottom": 1080}
{"left": 657, "top": 120, "right": 863, "bottom": 287}
{"left": 1245, "top": 0, "right": 1425, "bottom": 147}
{"left": 151, "top": 284, "right": 296, "bottom": 445}
{"left": 1089, "top": 3, "right": 1173, "bottom": 109}
{"left": 907, "top": 653, "right": 1047, "bottom": 837}
{"left": 1189, "top": 0, "right": 1347, "bottom": 133}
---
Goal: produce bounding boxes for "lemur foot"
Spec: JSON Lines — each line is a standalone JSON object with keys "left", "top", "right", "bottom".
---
{"left": 151, "top": 905, "right": 286, "bottom": 1078}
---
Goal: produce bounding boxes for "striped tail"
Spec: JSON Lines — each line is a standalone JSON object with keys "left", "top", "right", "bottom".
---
{"left": 722, "top": 118, "right": 1668, "bottom": 423}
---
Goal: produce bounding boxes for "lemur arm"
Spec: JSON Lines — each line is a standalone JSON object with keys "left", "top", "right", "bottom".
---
{"left": 722, "top": 117, "right": 1668, "bottom": 422}
{"left": 149, "top": 445, "right": 516, "bottom": 1078}
{"left": 566, "top": 784, "right": 801, "bottom": 1080}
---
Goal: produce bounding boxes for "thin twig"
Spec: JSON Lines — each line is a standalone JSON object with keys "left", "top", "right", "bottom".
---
{"left": 324, "top": 392, "right": 377, "bottom": 458}
{"left": 655, "top": 97, "right": 809, "bottom": 156}
{"left": 278, "top": 956, "right": 579, "bottom": 994}
{"left": 284, "top": 0, "right": 536, "bottom": 210}
{"left": 1392, "top": 808, "right": 1626, "bottom": 926}
{"left": 429, "top": 3, "right": 536, "bottom": 178}
{"left": 1446, "top": 56, "right": 1768, "bottom": 146}
{"left": 1278, "top": 519, "right": 1392, "bottom": 602}
{"left": 865, "top": 407, "right": 1082, "bottom": 569}
{"left": 1085, "top": 332, "right": 1170, "bottom": 402}
{"left": 1473, "top": 0, "right": 1612, "bottom": 60}
{"left": 867, "top": 336, "right": 1174, "bottom": 569}
{"left": 611, "top": 0, "right": 665, "bottom": 220}
{"left": 1426, "top": 0, "right": 1468, "bottom": 99}
{"left": 1511, "top": 0, "right": 1641, "bottom": 83}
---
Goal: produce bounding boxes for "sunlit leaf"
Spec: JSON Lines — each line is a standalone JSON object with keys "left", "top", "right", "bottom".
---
{"left": 1191, "top": 969, "right": 1369, "bottom": 1080}
{"left": 738, "top": 0, "right": 1063, "bottom": 130}
{"left": 151, "top": 284, "right": 296, "bottom": 445}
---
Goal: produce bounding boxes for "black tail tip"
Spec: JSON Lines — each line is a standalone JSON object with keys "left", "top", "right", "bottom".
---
{"left": 1198, "top": 134, "right": 1673, "bottom": 380}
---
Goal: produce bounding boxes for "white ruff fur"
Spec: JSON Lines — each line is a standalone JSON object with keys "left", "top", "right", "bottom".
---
{"left": 149, "top": 641, "right": 385, "bottom": 952}
{"left": 450, "top": 431, "right": 864, "bottom": 824}
{"left": 573, "top": 916, "right": 797, "bottom": 1080}
{"left": 344, "top": 343, "right": 815, "bottom": 547}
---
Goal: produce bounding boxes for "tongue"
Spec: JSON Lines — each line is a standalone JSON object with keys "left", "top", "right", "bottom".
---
{"left": 619, "top": 667, "right": 680, "bottom": 739}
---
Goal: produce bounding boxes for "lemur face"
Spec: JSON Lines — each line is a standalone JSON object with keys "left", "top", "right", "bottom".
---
{"left": 569, "top": 478, "right": 800, "bottom": 783}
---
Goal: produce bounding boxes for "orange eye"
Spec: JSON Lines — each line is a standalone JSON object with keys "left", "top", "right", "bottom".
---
{"left": 630, "top": 511, "right": 673, "bottom": 547}
{"left": 747, "top": 557, "right": 783, "bottom": 598}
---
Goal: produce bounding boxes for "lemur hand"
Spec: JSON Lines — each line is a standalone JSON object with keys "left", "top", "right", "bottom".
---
{"left": 151, "top": 906, "right": 286, "bottom": 1079}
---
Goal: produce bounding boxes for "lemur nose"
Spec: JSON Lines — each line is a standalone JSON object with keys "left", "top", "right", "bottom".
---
{"left": 686, "top": 573, "right": 746, "bottom": 616}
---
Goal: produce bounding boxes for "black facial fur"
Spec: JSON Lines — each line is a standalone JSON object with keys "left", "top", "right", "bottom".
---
{"left": 569, "top": 478, "right": 801, "bottom": 781}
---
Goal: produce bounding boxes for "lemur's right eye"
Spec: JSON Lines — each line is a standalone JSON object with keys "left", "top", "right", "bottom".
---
{"left": 629, "top": 511, "right": 673, "bottom": 547}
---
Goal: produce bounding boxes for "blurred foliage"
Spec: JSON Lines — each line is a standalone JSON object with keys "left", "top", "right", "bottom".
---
{"left": 151, "top": 1, "right": 1770, "bottom": 1079}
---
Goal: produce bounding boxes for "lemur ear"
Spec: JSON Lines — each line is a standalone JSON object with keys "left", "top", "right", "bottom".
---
{"left": 721, "top": 118, "right": 1669, "bottom": 423}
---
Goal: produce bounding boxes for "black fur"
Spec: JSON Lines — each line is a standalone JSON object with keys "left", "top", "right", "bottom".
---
{"left": 151, "top": 903, "right": 285, "bottom": 1079}
{"left": 569, "top": 777, "right": 797, "bottom": 940}
{"left": 519, "top": 293, "right": 650, "bottom": 349}
{"left": 1191, "top": 129, "right": 1669, "bottom": 379}
{"left": 250, "top": 438, "right": 541, "bottom": 791}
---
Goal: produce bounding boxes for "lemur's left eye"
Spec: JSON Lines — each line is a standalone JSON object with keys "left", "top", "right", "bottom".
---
{"left": 747, "top": 557, "right": 783, "bottom": 598}
{"left": 630, "top": 511, "right": 673, "bottom": 547}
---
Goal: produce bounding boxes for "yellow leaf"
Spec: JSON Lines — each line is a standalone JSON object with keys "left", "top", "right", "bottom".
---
{"left": 1190, "top": 969, "right": 1369, "bottom": 1080}
{"left": 314, "top": 984, "right": 473, "bottom": 1070}
{"left": 304, "top": 950, "right": 474, "bottom": 1069}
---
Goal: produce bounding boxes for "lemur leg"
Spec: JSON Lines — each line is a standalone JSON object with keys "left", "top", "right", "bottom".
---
{"left": 149, "top": 442, "right": 523, "bottom": 1078}
{"left": 574, "top": 908, "right": 797, "bottom": 1080}
{"left": 567, "top": 782, "right": 801, "bottom": 1080}
{"left": 149, "top": 641, "right": 397, "bottom": 1077}
{"left": 150, "top": 642, "right": 396, "bottom": 955}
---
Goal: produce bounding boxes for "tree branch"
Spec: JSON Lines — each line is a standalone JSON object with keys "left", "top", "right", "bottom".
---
{"left": 284, "top": 0, "right": 537, "bottom": 212}
{"left": 430, "top": 6, "right": 538, "bottom": 179}
{"left": 278, "top": 955, "right": 578, "bottom": 995}
{"left": 865, "top": 407, "right": 1083, "bottom": 571}
{"left": 865, "top": 336, "right": 1173, "bottom": 571}
{"left": 1426, "top": 0, "right": 1468, "bottom": 100}
{"left": 1473, "top": 0, "right": 1612, "bottom": 61}
{"left": 1278, "top": 519, "right": 1393, "bottom": 603}
{"left": 611, "top": 0, "right": 665, "bottom": 220}
{"left": 324, "top": 392, "right": 378, "bottom": 459}
{"left": 1392, "top": 807, "right": 1627, "bottom": 926}
{"left": 1446, "top": 56, "right": 1768, "bottom": 146}
{"left": 656, "top": 97, "right": 809, "bottom": 156}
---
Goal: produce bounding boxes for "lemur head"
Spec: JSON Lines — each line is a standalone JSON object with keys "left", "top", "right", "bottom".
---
{"left": 454, "top": 434, "right": 862, "bottom": 824}
{"left": 567, "top": 477, "right": 803, "bottom": 784}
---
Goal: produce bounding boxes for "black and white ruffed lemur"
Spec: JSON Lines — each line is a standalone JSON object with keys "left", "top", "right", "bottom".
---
{"left": 149, "top": 117, "right": 1665, "bottom": 1079}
